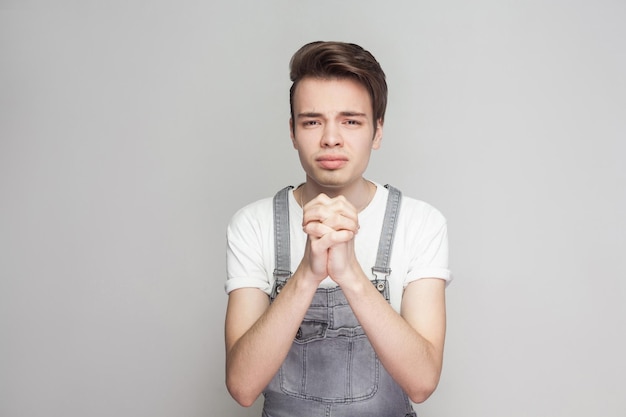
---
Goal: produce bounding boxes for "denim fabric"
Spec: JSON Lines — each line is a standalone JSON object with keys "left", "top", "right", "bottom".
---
{"left": 263, "top": 286, "right": 416, "bottom": 417}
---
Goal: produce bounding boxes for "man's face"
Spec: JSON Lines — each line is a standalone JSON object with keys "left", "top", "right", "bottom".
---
{"left": 290, "top": 77, "right": 383, "bottom": 192}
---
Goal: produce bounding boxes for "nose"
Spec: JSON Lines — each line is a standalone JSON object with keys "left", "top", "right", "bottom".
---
{"left": 321, "top": 122, "right": 342, "bottom": 147}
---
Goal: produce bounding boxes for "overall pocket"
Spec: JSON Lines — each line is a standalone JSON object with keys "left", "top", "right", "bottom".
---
{"left": 278, "top": 319, "right": 379, "bottom": 403}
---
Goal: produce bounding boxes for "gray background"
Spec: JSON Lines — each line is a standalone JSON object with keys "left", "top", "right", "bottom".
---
{"left": 1, "top": 1, "right": 624, "bottom": 416}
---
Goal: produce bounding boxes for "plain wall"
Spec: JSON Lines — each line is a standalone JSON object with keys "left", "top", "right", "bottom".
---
{"left": 1, "top": 1, "right": 624, "bottom": 416}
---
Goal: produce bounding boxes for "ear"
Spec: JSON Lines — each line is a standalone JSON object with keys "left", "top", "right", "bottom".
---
{"left": 289, "top": 118, "right": 298, "bottom": 149}
{"left": 372, "top": 118, "right": 383, "bottom": 150}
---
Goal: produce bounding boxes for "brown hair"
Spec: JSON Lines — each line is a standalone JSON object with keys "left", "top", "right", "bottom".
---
{"left": 289, "top": 41, "right": 388, "bottom": 130}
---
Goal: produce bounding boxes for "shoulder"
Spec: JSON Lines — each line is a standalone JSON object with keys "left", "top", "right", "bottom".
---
{"left": 227, "top": 196, "right": 274, "bottom": 236}
{"left": 399, "top": 194, "right": 447, "bottom": 229}
{"left": 373, "top": 183, "right": 447, "bottom": 228}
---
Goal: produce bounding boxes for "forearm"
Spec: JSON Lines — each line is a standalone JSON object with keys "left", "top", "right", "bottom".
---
{"left": 225, "top": 271, "right": 319, "bottom": 406}
{"left": 341, "top": 276, "right": 445, "bottom": 403}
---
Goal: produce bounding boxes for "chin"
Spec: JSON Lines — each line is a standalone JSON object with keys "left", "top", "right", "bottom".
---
{"left": 312, "top": 174, "right": 346, "bottom": 186}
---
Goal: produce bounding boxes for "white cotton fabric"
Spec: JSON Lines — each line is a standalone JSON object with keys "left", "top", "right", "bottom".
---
{"left": 225, "top": 182, "right": 451, "bottom": 312}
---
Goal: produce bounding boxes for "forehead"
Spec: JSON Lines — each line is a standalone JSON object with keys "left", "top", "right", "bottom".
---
{"left": 292, "top": 77, "right": 373, "bottom": 115}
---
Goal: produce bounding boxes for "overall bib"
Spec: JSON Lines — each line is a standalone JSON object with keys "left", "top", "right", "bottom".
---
{"left": 263, "top": 185, "right": 417, "bottom": 417}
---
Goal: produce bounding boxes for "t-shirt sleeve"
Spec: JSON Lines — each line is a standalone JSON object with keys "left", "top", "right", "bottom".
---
{"left": 404, "top": 205, "right": 452, "bottom": 286}
{"left": 225, "top": 203, "right": 273, "bottom": 295}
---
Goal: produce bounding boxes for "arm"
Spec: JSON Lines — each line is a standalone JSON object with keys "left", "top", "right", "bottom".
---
{"left": 225, "top": 196, "right": 353, "bottom": 406}
{"left": 340, "top": 276, "right": 446, "bottom": 403}
{"left": 224, "top": 269, "right": 318, "bottom": 407}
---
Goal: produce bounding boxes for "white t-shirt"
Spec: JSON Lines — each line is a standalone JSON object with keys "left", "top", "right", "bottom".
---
{"left": 225, "top": 182, "right": 451, "bottom": 312}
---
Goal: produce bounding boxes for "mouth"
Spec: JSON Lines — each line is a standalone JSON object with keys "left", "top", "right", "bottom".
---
{"left": 316, "top": 155, "right": 348, "bottom": 170}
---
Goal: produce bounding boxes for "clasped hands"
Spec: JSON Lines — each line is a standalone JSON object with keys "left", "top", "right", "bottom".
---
{"left": 301, "top": 193, "right": 361, "bottom": 286}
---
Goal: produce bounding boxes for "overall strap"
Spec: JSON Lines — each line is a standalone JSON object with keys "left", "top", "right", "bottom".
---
{"left": 271, "top": 186, "right": 293, "bottom": 299}
{"left": 372, "top": 185, "right": 402, "bottom": 299}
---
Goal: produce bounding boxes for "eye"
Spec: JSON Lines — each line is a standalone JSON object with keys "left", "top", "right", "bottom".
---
{"left": 344, "top": 119, "right": 361, "bottom": 126}
{"left": 302, "top": 120, "right": 320, "bottom": 127}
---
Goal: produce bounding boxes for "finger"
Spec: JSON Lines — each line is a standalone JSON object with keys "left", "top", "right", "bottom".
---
{"left": 303, "top": 211, "right": 359, "bottom": 236}
{"left": 302, "top": 203, "right": 334, "bottom": 226}
{"left": 314, "top": 229, "right": 355, "bottom": 250}
{"left": 303, "top": 221, "right": 335, "bottom": 238}
{"left": 303, "top": 198, "right": 358, "bottom": 229}
{"left": 302, "top": 193, "right": 332, "bottom": 218}
{"left": 305, "top": 193, "right": 332, "bottom": 208}
{"left": 328, "top": 194, "right": 357, "bottom": 214}
{"left": 322, "top": 212, "right": 359, "bottom": 233}
{"left": 324, "top": 197, "right": 359, "bottom": 227}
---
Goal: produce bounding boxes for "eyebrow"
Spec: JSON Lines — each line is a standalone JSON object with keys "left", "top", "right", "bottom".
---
{"left": 296, "top": 111, "right": 368, "bottom": 118}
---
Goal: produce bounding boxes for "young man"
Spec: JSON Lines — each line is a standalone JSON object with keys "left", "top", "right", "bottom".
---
{"left": 225, "top": 41, "right": 451, "bottom": 417}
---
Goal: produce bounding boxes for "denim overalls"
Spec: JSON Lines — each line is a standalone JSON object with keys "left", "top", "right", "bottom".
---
{"left": 263, "top": 185, "right": 417, "bottom": 417}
